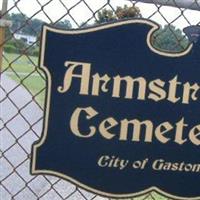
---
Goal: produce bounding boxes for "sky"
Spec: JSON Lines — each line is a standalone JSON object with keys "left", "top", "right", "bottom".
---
{"left": 1, "top": 0, "right": 200, "bottom": 29}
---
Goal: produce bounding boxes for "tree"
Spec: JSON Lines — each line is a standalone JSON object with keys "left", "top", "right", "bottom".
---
{"left": 152, "top": 25, "right": 189, "bottom": 52}
{"left": 7, "top": 13, "right": 43, "bottom": 36}
{"left": 4, "top": 13, "right": 72, "bottom": 56}
{"left": 96, "top": 8, "right": 117, "bottom": 24}
{"left": 115, "top": 5, "right": 141, "bottom": 19}
{"left": 96, "top": 5, "right": 141, "bottom": 24}
{"left": 55, "top": 20, "right": 72, "bottom": 29}
{"left": 7, "top": 13, "right": 72, "bottom": 37}
{"left": 28, "top": 18, "right": 44, "bottom": 36}
{"left": 96, "top": 6, "right": 189, "bottom": 52}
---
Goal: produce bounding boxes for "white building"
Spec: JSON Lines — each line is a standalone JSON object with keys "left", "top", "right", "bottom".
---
{"left": 14, "top": 33, "right": 37, "bottom": 45}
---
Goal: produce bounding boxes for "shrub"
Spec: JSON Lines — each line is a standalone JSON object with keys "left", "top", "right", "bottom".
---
{"left": 32, "top": 48, "right": 39, "bottom": 57}
{"left": 4, "top": 44, "right": 17, "bottom": 54}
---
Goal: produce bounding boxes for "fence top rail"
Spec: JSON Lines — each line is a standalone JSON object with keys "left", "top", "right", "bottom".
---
{"left": 133, "top": 0, "right": 200, "bottom": 11}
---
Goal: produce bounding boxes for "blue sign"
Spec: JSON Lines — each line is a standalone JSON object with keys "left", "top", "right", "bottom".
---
{"left": 31, "top": 19, "right": 200, "bottom": 199}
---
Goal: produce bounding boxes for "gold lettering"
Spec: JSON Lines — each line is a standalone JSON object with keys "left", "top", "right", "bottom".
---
{"left": 99, "top": 117, "right": 118, "bottom": 139}
{"left": 58, "top": 61, "right": 91, "bottom": 95}
{"left": 148, "top": 79, "right": 166, "bottom": 101}
{"left": 120, "top": 119, "right": 153, "bottom": 142}
{"left": 92, "top": 74, "right": 110, "bottom": 96}
{"left": 152, "top": 159, "right": 164, "bottom": 171}
{"left": 155, "top": 122, "right": 173, "bottom": 143}
{"left": 189, "top": 125, "right": 200, "bottom": 145}
{"left": 98, "top": 156, "right": 110, "bottom": 167}
{"left": 70, "top": 107, "right": 98, "bottom": 138}
{"left": 112, "top": 75, "right": 146, "bottom": 100}
{"left": 175, "top": 118, "right": 188, "bottom": 145}
{"left": 167, "top": 76, "right": 181, "bottom": 103}
{"left": 182, "top": 82, "right": 200, "bottom": 104}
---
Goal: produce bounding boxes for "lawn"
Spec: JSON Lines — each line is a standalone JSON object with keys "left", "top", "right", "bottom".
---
{"left": 112, "top": 192, "right": 169, "bottom": 200}
{"left": 3, "top": 53, "right": 38, "bottom": 73}
{"left": 2, "top": 53, "right": 46, "bottom": 107}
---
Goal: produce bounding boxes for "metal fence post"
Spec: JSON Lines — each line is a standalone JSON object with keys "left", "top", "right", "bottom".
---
{"left": 0, "top": 27, "right": 4, "bottom": 71}
{"left": 0, "top": 0, "right": 9, "bottom": 71}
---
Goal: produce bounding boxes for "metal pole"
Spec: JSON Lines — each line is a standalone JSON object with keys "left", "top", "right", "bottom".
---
{"left": 132, "top": 0, "right": 200, "bottom": 11}
{"left": 0, "top": 0, "right": 8, "bottom": 71}
{"left": 2, "top": 0, "right": 8, "bottom": 13}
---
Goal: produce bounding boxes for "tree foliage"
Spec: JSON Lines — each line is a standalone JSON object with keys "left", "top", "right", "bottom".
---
{"left": 96, "top": 9, "right": 116, "bottom": 24}
{"left": 95, "top": 5, "right": 188, "bottom": 52}
{"left": 7, "top": 13, "right": 72, "bottom": 37}
{"left": 5, "top": 8, "right": 189, "bottom": 55}
{"left": 4, "top": 13, "right": 72, "bottom": 56}
{"left": 54, "top": 20, "right": 72, "bottom": 30}
{"left": 116, "top": 5, "right": 141, "bottom": 19}
{"left": 96, "top": 5, "right": 141, "bottom": 24}
{"left": 152, "top": 25, "right": 189, "bottom": 52}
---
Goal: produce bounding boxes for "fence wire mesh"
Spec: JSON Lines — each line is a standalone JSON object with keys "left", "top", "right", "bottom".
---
{"left": 0, "top": 0, "right": 200, "bottom": 199}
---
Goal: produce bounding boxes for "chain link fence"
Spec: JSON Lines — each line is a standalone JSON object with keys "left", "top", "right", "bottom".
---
{"left": 1, "top": 0, "right": 200, "bottom": 199}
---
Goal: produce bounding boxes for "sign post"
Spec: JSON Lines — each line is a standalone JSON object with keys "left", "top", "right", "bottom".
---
{"left": 31, "top": 19, "right": 200, "bottom": 199}
{"left": 0, "top": 26, "right": 4, "bottom": 71}
{"left": 0, "top": 19, "right": 11, "bottom": 71}
{"left": 0, "top": 0, "right": 11, "bottom": 71}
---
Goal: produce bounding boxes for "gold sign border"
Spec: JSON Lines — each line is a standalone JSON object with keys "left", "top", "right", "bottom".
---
{"left": 31, "top": 19, "right": 198, "bottom": 200}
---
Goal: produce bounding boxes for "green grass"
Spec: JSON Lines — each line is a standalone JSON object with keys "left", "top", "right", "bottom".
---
{"left": 2, "top": 53, "right": 46, "bottom": 107}
{"left": 3, "top": 53, "right": 39, "bottom": 73}
{"left": 112, "top": 192, "right": 170, "bottom": 200}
